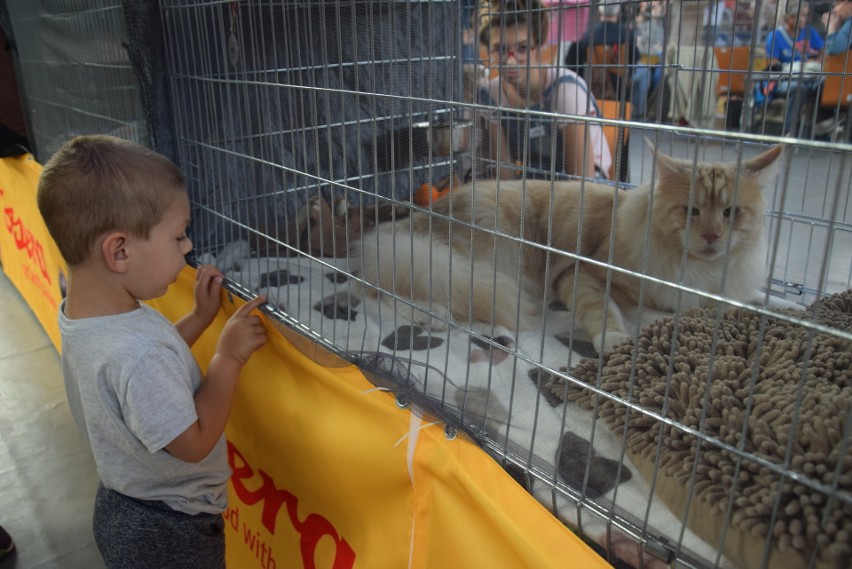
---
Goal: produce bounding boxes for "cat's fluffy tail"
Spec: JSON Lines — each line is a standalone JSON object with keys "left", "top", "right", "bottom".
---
{"left": 354, "top": 221, "right": 535, "bottom": 329}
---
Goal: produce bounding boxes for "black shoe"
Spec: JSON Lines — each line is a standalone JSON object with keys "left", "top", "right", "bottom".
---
{"left": 0, "top": 525, "right": 14, "bottom": 559}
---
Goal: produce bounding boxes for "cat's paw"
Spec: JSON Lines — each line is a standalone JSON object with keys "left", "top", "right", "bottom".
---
{"left": 594, "top": 532, "right": 670, "bottom": 569}
{"left": 411, "top": 313, "right": 449, "bottom": 332}
{"left": 593, "top": 331, "right": 632, "bottom": 355}
{"left": 408, "top": 304, "right": 451, "bottom": 332}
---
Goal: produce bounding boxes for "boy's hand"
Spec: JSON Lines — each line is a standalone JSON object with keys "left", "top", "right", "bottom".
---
{"left": 216, "top": 295, "right": 268, "bottom": 366}
{"left": 170, "top": 295, "right": 268, "bottom": 463}
{"left": 193, "top": 265, "right": 225, "bottom": 325}
{"left": 176, "top": 265, "right": 226, "bottom": 347}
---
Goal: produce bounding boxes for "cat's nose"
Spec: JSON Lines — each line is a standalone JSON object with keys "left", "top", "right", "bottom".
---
{"left": 702, "top": 233, "right": 719, "bottom": 244}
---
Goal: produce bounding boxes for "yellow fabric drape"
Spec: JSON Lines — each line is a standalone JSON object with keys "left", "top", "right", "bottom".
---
{"left": 0, "top": 153, "right": 66, "bottom": 348}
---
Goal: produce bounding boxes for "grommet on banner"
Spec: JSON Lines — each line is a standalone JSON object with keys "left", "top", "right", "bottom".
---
{"left": 395, "top": 394, "right": 408, "bottom": 409}
{"left": 444, "top": 424, "right": 457, "bottom": 440}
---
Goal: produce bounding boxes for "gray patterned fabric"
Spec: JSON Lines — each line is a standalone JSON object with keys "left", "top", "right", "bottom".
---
{"left": 547, "top": 290, "right": 852, "bottom": 569}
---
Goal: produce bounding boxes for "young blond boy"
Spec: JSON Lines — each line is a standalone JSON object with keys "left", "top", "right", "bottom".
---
{"left": 37, "top": 135, "right": 267, "bottom": 568}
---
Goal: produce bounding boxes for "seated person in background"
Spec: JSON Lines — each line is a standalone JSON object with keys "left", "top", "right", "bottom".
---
{"left": 704, "top": 0, "right": 734, "bottom": 45}
{"left": 478, "top": 0, "right": 612, "bottom": 180}
{"left": 574, "top": 4, "right": 638, "bottom": 100}
{"left": 766, "top": 0, "right": 824, "bottom": 60}
{"left": 825, "top": 0, "right": 852, "bottom": 54}
{"left": 635, "top": 1, "right": 652, "bottom": 23}
{"left": 636, "top": 1, "right": 667, "bottom": 54}
{"left": 764, "top": 0, "right": 825, "bottom": 135}
{"left": 731, "top": 0, "right": 758, "bottom": 45}
{"left": 569, "top": 3, "right": 657, "bottom": 120}
{"left": 758, "top": 0, "right": 781, "bottom": 39}
{"left": 634, "top": 1, "right": 666, "bottom": 118}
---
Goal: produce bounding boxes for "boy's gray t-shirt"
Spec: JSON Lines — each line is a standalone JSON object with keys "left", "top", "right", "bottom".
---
{"left": 59, "top": 300, "right": 229, "bottom": 515}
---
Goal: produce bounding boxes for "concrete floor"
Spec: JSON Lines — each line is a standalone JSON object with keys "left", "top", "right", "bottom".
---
{"left": 0, "top": 270, "right": 103, "bottom": 569}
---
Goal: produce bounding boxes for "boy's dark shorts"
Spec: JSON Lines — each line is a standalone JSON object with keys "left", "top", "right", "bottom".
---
{"left": 93, "top": 483, "right": 225, "bottom": 569}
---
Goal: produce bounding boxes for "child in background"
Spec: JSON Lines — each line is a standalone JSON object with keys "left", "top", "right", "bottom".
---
{"left": 37, "top": 135, "right": 268, "bottom": 569}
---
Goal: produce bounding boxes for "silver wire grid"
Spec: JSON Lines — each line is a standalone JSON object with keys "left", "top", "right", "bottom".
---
{"left": 6, "top": 0, "right": 148, "bottom": 160}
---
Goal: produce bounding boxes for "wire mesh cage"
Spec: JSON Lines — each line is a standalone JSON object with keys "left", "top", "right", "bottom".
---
{"left": 163, "top": 2, "right": 852, "bottom": 567}
{"left": 161, "top": 0, "right": 464, "bottom": 257}
{"left": 5, "top": 0, "right": 149, "bottom": 160}
{"left": 6, "top": 0, "right": 852, "bottom": 567}
{"left": 155, "top": 0, "right": 852, "bottom": 566}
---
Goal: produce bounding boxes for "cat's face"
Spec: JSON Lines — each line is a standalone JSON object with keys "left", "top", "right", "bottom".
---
{"left": 648, "top": 145, "right": 784, "bottom": 261}
{"left": 653, "top": 164, "right": 766, "bottom": 260}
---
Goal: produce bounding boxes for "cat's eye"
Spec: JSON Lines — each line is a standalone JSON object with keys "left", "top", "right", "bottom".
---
{"left": 684, "top": 207, "right": 699, "bottom": 216}
{"left": 723, "top": 207, "right": 739, "bottom": 218}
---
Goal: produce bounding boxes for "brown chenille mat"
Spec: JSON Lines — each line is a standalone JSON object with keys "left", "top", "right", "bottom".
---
{"left": 542, "top": 290, "right": 852, "bottom": 569}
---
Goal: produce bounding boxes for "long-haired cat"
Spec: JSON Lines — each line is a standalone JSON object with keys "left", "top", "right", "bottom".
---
{"left": 352, "top": 143, "right": 784, "bottom": 354}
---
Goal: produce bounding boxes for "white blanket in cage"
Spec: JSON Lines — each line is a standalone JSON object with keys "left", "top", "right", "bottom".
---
{"left": 206, "top": 242, "right": 729, "bottom": 567}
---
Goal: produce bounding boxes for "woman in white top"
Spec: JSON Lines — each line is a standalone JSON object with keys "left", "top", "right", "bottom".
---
{"left": 476, "top": 0, "right": 612, "bottom": 180}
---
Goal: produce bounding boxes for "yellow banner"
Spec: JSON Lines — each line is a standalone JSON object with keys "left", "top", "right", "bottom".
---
{"left": 151, "top": 268, "right": 611, "bottom": 569}
{"left": 0, "top": 153, "right": 66, "bottom": 349}
{"left": 2, "top": 154, "right": 610, "bottom": 569}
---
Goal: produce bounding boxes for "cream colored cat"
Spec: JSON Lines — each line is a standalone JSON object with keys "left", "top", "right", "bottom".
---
{"left": 353, "top": 143, "right": 784, "bottom": 354}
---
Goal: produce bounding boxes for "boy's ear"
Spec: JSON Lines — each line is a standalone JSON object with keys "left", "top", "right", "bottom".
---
{"left": 102, "top": 232, "right": 130, "bottom": 273}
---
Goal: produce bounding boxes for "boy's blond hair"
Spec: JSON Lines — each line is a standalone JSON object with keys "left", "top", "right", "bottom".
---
{"left": 477, "top": 0, "right": 550, "bottom": 46}
{"left": 37, "top": 135, "right": 186, "bottom": 266}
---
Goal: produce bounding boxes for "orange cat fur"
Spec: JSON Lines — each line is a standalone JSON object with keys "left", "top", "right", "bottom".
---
{"left": 353, "top": 144, "right": 784, "bottom": 354}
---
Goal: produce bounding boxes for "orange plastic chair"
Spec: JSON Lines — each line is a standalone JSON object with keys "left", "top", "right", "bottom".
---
{"left": 820, "top": 52, "right": 852, "bottom": 109}
{"left": 589, "top": 44, "right": 631, "bottom": 77}
{"left": 538, "top": 43, "right": 559, "bottom": 65}
{"left": 587, "top": 43, "right": 632, "bottom": 101}
{"left": 599, "top": 99, "right": 631, "bottom": 182}
{"left": 714, "top": 46, "right": 766, "bottom": 97}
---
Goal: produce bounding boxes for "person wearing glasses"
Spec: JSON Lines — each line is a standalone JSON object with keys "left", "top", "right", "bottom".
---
{"left": 477, "top": 0, "right": 612, "bottom": 180}
{"left": 764, "top": 0, "right": 825, "bottom": 136}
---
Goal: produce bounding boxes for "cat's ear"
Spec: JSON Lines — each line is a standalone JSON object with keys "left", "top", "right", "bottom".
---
{"left": 743, "top": 144, "right": 785, "bottom": 184}
{"left": 644, "top": 137, "right": 685, "bottom": 179}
